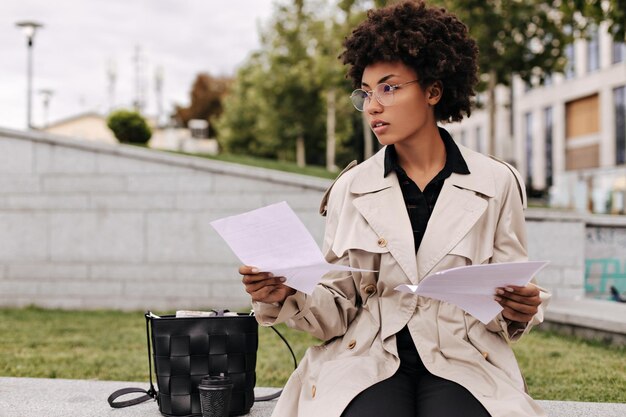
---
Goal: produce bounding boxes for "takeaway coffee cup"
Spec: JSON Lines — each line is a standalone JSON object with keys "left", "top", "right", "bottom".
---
{"left": 198, "top": 375, "right": 234, "bottom": 417}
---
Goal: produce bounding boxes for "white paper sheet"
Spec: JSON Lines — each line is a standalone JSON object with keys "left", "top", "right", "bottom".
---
{"left": 395, "top": 261, "right": 549, "bottom": 324}
{"left": 210, "top": 201, "right": 373, "bottom": 294}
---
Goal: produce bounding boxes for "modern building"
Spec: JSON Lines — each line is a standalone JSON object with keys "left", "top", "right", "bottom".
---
{"left": 448, "top": 22, "right": 626, "bottom": 214}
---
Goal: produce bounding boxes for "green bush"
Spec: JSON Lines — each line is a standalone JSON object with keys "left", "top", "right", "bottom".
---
{"left": 107, "top": 110, "right": 152, "bottom": 144}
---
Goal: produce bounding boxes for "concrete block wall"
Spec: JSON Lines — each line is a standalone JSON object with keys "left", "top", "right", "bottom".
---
{"left": 525, "top": 209, "right": 586, "bottom": 299}
{"left": 0, "top": 128, "right": 329, "bottom": 311}
{"left": 584, "top": 216, "right": 626, "bottom": 298}
{"left": 1, "top": 128, "right": 621, "bottom": 310}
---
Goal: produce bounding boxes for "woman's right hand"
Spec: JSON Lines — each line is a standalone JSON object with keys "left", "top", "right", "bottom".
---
{"left": 239, "top": 265, "right": 296, "bottom": 304}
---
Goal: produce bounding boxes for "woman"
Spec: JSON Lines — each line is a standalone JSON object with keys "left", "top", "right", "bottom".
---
{"left": 240, "top": 1, "right": 550, "bottom": 416}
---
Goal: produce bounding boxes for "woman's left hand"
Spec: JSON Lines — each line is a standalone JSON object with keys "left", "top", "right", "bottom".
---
{"left": 494, "top": 283, "right": 541, "bottom": 323}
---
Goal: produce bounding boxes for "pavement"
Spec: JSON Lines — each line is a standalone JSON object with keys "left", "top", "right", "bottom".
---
{"left": 543, "top": 297, "right": 626, "bottom": 345}
{"left": 1, "top": 377, "right": 625, "bottom": 417}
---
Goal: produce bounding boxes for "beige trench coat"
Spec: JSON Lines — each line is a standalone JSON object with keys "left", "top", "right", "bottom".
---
{"left": 254, "top": 144, "right": 551, "bottom": 417}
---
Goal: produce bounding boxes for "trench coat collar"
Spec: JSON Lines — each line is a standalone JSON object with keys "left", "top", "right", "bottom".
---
{"left": 349, "top": 140, "right": 496, "bottom": 283}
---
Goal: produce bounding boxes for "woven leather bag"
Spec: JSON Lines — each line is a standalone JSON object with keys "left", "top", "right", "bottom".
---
{"left": 108, "top": 310, "right": 295, "bottom": 417}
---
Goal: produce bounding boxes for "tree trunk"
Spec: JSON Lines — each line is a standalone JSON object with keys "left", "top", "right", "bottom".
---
{"left": 488, "top": 69, "right": 497, "bottom": 156}
{"left": 326, "top": 89, "right": 337, "bottom": 172}
{"left": 296, "top": 135, "right": 306, "bottom": 168}
{"left": 362, "top": 113, "right": 373, "bottom": 160}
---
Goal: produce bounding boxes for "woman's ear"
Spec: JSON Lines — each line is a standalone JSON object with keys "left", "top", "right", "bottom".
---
{"left": 427, "top": 81, "right": 443, "bottom": 105}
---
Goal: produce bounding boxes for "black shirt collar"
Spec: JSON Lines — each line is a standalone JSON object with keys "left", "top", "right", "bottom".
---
{"left": 383, "top": 127, "right": 470, "bottom": 178}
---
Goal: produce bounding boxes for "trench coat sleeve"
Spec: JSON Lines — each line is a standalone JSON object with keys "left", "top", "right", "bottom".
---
{"left": 485, "top": 164, "right": 551, "bottom": 342}
{"left": 253, "top": 177, "right": 360, "bottom": 341}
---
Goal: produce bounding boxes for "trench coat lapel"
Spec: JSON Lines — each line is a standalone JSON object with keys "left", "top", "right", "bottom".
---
{"left": 350, "top": 150, "right": 419, "bottom": 284}
{"left": 416, "top": 145, "right": 496, "bottom": 279}
{"left": 348, "top": 145, "right": 497, "bottom": 284}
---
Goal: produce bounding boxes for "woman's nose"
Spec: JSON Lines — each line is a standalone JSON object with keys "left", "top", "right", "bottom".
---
{"left": 366, "top": 97, "right": 383, "bottom": 114}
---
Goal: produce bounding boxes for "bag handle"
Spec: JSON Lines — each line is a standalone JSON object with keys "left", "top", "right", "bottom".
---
{"left": 107, "top": 313, "right": 157, "bottom": 408}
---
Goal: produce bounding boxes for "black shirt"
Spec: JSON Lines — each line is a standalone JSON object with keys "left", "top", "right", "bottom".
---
{"left": 384, "top": 128, "right": 470, "bottom": 253}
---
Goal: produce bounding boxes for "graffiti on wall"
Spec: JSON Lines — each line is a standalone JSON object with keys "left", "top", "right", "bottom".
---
{"left": 585, "top": 258, "right": 626, "bottom": 299}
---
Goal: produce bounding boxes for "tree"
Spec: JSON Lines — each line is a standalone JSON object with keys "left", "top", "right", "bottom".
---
{"left": 173, "top": 73, "right": 231, "bottom": 137}
{"left": 218, "top": 0, "right": 327, "bottom": 167}
{"left": 557, "top": 0, "right": 626, "bottom": 41}
{"left": 107, "top": 110, "right": 152, "bottom": 144}
{"left": 430, "top": 0, "right": 569, "bottom": 158}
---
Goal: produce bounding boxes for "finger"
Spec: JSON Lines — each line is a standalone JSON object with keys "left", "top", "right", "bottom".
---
{"left": 495, "top": 290, "right": 541, "bottom": 306}
{"left": 495, "top": 296, "right": 539, "bottom": 316}
{"left": 497, "top": 285, "right": 540, "bottom": 297}
{"left": 250, "top": 284, "right": 293, "bottom": 303}
{"left": 242, "top": 272, "right": 276, "bottom": 284}
{"left": 239, "top": 265, "right": 260, "bottom": 275}
{"left": 243, "top": 276, "right": 286, "bottom": 293}
{"left": 501, "top": 306, "right": 534, "bottom": 323}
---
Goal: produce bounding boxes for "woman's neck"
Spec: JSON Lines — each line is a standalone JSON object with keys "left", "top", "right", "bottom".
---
{"left": 394, "top": 124, "right": 446, "bottom": 186}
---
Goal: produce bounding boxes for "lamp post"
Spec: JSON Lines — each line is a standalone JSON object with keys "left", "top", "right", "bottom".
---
{"left": 15, "top": 20, "right": 44, "bottom": 130}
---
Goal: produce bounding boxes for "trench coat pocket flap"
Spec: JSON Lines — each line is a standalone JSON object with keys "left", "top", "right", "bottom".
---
{"left": 448, "top": 233, "right": 493, "bottom": 266}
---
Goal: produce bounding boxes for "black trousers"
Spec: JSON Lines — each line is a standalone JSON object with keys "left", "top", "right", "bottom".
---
{"left": 341, "top": 327, "right": 492, "bottom": 417}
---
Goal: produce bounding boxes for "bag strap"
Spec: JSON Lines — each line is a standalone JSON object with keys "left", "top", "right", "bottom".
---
{"left": 107, "top": 387, "right": 155, "bottom": 408}
{"left": 107, "top": 312, "right": 158, "bottom": 409}
{"left": 254, "top": 325, "right": 298, "bottom": 402}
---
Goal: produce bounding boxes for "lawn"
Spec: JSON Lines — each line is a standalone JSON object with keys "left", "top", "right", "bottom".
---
{"left": 1, "top": 307, "right": 624, "bottom": 402}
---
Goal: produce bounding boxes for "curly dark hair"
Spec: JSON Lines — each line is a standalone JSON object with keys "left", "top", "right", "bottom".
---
{"left": 341, "top": 0, "right": 478, "bottom": 122}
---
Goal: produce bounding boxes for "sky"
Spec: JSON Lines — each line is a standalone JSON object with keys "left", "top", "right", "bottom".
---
{"left": 0, "top": 0, "right": 277, "bottom": 130}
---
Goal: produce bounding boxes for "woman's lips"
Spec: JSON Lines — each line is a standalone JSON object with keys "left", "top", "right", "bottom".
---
{"left": 371, "top": 120, "right": 389, "bottom": 135}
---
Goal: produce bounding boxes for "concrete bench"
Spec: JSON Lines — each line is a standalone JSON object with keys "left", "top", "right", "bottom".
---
{"left": 1, "top": 377, "right": 624, "bottom": 417}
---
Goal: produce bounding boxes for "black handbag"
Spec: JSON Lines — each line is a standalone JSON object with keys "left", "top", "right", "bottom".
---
{"left": 108, "top": 310, "right": 296, "bottom": 417}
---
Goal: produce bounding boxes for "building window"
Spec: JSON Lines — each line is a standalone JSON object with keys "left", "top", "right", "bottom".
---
{"left": 544, "top": 107, "right": 554, "bottom": 187}
{"left": 565, "top": 43, "right": 576, "bottom": 79}
{"left": 476, "top": 126, "right": 483, "bottom": 153}
{"left": 613, "top": 41, "right": 626, "bottom": 64}
{"left": 525, "top": 112, "right": 533, "bottom": 186}
{"left": 587, "top": 26, "right": 600, "bottom": 73}
{"left": 616, "top": 86, "right": 626, "bottom": 165}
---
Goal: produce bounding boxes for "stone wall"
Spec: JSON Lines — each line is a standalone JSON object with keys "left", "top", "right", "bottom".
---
{"left": 525, "top": 210, "right": 586, "bottom": 299}
{"left": 1, "top": 128, "right": 622, "bottom": 310}
{"left": 0, "top": 128, "right": 328, "bottom": 311}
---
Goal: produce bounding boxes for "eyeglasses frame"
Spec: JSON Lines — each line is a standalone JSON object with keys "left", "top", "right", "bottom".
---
{"left": 350, "top": 79, "right": 420, "bottom": 112}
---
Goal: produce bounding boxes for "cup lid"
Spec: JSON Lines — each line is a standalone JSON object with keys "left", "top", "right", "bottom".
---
{"left": 200, "top": 375, "right": 233, "bottom": 386}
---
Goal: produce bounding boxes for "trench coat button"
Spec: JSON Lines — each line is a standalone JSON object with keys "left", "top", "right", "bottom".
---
{"left": 364, "top": 284, "right": 377, "bottom": 296}
{"left": 377, "top": 237, "right": 387, "bottom": 247}
{"left": 482, "top": 351, "right": 489, "bottom": 360}
{"left": 347, "top": 339, "right": 357, "bottom": 350}
{"left": 311, "top": 385, "right": 316, "bottom": 398}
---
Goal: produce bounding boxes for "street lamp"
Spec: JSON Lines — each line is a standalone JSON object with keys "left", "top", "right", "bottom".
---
{"left": 15, "top": 20, "right": 44, "bottom": 130}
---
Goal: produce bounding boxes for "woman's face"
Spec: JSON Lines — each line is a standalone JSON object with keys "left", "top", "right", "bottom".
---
{"left": 360, "top": 61, "right": 439, "bottom": 147}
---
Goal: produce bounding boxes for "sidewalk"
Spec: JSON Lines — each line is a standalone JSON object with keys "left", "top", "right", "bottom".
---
{"left": 1, "top": 377, "right": 624, "bottom": 417}
{"left": 543, "top": 298, "right": 626, "bottom": 345}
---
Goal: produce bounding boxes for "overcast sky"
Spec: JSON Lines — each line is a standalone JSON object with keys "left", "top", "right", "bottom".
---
{"left": 0, "top": 0, "right": 277, "bottom": 130}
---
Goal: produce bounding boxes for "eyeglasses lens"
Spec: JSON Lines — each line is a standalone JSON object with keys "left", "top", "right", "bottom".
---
{"left": 350, "top": 84, "right": 395, "bottom": 111}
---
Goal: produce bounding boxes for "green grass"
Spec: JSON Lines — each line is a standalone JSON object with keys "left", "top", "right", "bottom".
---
{"left": 1, "top": 307, "right": 624, "bottom": 402}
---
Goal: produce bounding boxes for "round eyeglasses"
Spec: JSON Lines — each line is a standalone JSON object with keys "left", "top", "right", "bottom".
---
{"left": 350, "top": 79, "right": 419, "bottom": 112}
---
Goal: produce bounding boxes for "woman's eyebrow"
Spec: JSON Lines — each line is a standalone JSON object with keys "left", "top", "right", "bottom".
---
{"left": 361, "top": 74, "right": 397, "bottom": 87}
